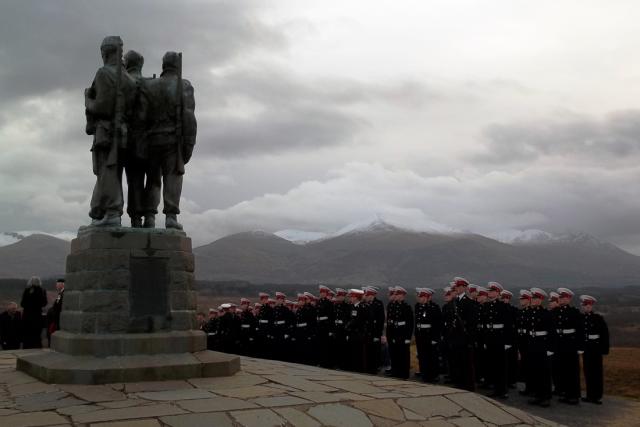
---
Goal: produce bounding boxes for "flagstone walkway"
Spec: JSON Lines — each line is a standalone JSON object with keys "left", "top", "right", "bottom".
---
{"left": 0, "top": 349, "right": 561, "bottom": 427}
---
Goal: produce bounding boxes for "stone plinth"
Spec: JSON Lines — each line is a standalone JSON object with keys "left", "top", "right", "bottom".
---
{"left": 16, "top": 227, "right": 240, "bottom": 384}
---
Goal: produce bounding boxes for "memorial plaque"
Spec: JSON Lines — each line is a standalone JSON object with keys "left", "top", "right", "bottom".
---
{"left": 129, "top": 256, "right": 169, "bottom": 332}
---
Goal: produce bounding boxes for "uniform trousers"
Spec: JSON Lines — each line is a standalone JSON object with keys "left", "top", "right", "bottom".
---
{"left": 583, "top": 351, "right": 604, "bottom": 401}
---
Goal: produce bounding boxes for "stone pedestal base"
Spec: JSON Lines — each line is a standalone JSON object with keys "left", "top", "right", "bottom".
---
{"left": 16, "top": 227, "right": 240, "bottom": 384}
{"left": 16, "top": 349, "right": 239, "bottom": 384}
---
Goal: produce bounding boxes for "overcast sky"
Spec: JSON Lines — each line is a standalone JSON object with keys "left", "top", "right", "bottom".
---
{"left": 2, "top": 0, "right": 640, "bottom": 253}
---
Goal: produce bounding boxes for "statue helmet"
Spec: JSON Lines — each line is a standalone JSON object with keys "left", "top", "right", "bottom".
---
{"left": 100, "top": 36, "right": 123, "bottom": 49}
{"left": 162, "top": 51, "right": 181, "bottom": 71}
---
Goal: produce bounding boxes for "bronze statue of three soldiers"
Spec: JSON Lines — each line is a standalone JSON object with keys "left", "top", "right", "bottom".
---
{"left": 85, "top": 36, "right": 197, "bottom": 230}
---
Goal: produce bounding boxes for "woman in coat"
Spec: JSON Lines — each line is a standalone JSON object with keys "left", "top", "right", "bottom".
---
{"left": 20, "top": 276, "right": 48, "bottom": 348}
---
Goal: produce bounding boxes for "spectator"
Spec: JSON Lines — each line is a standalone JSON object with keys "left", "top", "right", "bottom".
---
{"left": 0, "top": 302, "right": 22, "bottom": 350}
{"left": 20, "top": 276, "right": 47, "bottom": 348}
{"left": 46, "top": 278, "right": 65, "bottom": 346}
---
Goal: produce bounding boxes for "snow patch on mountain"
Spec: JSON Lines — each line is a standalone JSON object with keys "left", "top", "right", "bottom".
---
{"left": 274, "top": 229, "right": 328, "bottom": 244}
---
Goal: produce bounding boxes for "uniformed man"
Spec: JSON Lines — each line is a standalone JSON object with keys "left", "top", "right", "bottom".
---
{"left": 316, "top": 285, "right": 335, "bottom": 367}
{"left": 144, "top": 51, "right": 197, "bottom": 229}
{"left": 517, "top": 290, "right": 533, "bottom": 395}
{"left": 384, "top": 287, "right": 398, "bottom": 376}
{"left": 474, "top": 287, "right": 489, "bottom": 387}
{"left": 468, "top": 284, "right": 478, "bottom": 302}
{"left": 364, "top": 286, "right": 385, "bottom": 374}
{"left": 527, "top": 288, "right": 556, "bottom": 407}
{"left": 332, "top": 288, "right": 350, "bottom": 369}
{"left": 255, "top": 293, "right": 274, "bottom": 358}
{"left": 501, "top": 290, "right": 519, "bottom": 389}
{"left": 414, "top": 287, "right": 442, "bottom": 382}
{"left": 218, "top": 303, "right": 239, "bottom": 353}
{"left": 580, "top": 295, "right": 609, "bottom": 405}
{"left": 85, "top": 36, "right": 137, "bottom": 226}
{"left": 388, "top": 286, "right": 413, "bottom": 379}
{"left": 345, "top": 289, "right": 368, "bottom": 372}
{"left": 554, "top": 288, "right": 583, "bottom": 405}
{"left": 450, "top": 277, "right": 477, "bottom": 391}
{"left": 548, "top": 291, "right": 561, "bottom": 395}
{"left": 204, "top": 308, "right": 220, "bottom": 350}
{"left": 270, "top": 292, "right": 291, "bottom": 361}
{"left": 238, "top": 298, "right": 257, "bottom": 356}
{"left": 482, "top": 282, "right": 513, "bottom": 399}
{"left": 441, "top": 285, "right": 455, "bottom": 381}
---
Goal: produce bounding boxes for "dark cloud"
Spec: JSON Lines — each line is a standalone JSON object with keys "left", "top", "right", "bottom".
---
{"left": 474, "top": 110, "right": 640, "bottom": 165}
{"left": 0, "top": 0, "right": 284, "bottom": 103}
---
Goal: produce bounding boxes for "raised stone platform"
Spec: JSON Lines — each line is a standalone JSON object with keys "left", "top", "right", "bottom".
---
{"left": 2, "top": 350, "right": 562, "bottom": 427}
{"left": 15, "top": 227, "right": 239, "bottom": 384}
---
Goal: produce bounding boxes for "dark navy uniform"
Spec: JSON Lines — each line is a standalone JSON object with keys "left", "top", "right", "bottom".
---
{"left": 345, "top": 300, "right": 369, "bottom": 372}
{"left": 204, "top": 315, "right": 220, "bottom": 351}
{"left": 316, "top": 296, "right": 335, "bottom": 367}
{"left": 238, "top": 308, "right": 257, "bottom": 356}
{"left": 448, "top": 293, "right": 477, "bottom": 391}
{"left": 272, "top": 303, "right": 295, "bottom": 361}
{"left": 256, "top": 303, "right": 274, "bottom": 358}
{"left": 555, "top": 304, "right": 584, "bottom": 403}
{"left": 582, "top": 310, "right": 609, "bottom": 403}
{"left": 294, "top": 304, "right": 317, "bottom": 364}
{"left": 516, "top": 305, "right": 532, "bottom": 393}
{"left": 218, "top": 310, "right": 239, "bottom": 354}
{"left": 365, "top": 297, "right": 386, "bottom": 374}
{"left": 389, "top": 299, "right": 413, "bottom": 379}
{"left": 332, "top": 299, "right": 351, "bottom": 369}
{"left": 527, "top": 304, "right": 556, "bottom": 406}
{"left": 414, "top": 300, "right": 442, "bottom": 382}
{"left": 481, "top": 299, "right": 513, "bottom": 397}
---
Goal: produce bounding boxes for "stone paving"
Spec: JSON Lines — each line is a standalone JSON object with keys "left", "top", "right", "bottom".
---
{"left": 0, "top": 349, "right": 562, "bottom": 427}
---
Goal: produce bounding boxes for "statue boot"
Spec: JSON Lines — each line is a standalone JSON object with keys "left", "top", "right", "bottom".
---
{"left": 165, "top": 214, "right": 183, "bottom": 230}
{"left": 131, "top": 216, "right": 143, "bottom": 228}
{"left": 92, "top": 214, "right": 121, "bottom": 227}
{"left": 143, "top": 215, "right": 156, "bottom": 229}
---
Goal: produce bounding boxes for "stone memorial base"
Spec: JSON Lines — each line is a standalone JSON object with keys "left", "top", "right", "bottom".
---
{"left": 16, "top": 226, "right": 240, "bottom": 384}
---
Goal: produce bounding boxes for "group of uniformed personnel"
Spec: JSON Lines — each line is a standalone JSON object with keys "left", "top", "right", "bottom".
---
{"left": 198, "top": 277, "right": 609, "bottom": 408}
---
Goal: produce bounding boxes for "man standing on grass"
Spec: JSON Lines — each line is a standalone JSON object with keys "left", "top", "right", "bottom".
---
{"left": 580, "top": 295, "right": 609, "bottom": 405}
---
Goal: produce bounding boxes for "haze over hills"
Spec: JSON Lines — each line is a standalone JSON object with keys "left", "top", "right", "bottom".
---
{"left": 1, "top": 220, "right": 640, "bottom": 287}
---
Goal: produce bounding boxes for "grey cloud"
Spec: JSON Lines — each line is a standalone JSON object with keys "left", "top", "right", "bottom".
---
{"left": 0, "top": 0, "right": 284, "bottom": 104}
{"left": 474, "top": 110, "right": 640, "bottom": 165}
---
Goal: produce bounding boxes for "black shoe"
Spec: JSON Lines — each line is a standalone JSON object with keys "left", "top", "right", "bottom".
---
{"left": 537, "top": 399, "right": 551, "bottom": 408}
{"left": 581, "top": 397, "right": 602, "bottom": 405}
{"left": 165, "top": 214, "right": 183, "bottom": 230}
{"left": 527, "top": 398, "right": 540, "bottom": 405}
{"left": 559, "top": 397, "right": 579, "bottom": 405}
{"left": 519, "top": 390, "right": 531, "bottom": 396}
{"left": 131, "top": 217, "right": 143, "bottom": 228}
{"left": 143, "top": 215, "right": 155, "bottom": 228}
{"left": 489, "top": 392, "right": 508, "bottom": 399}
{"left": 92, "top": 215, "right": 121, "bottom": 227}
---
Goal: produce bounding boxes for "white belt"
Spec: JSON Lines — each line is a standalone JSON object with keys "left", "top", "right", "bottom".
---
{"left": 241, "top": 324, "right": 251, "bottom": 328}
{"left": 557, "top": 328, "right": 576, "bottom": 334}
{"left": 532, "top": 331, "right": 548, "bottom": 337}
{"left": 351, "top": 311, "right": 357, "bottom": 316}
{"left": 397, "top": 321, "right": 406, "bottom": 326}
{"left": 417, "top": 324, "right": 432, "bottom": 329}
{"left": 259, "top": 320, "right": 269, "bottom": 324}
{"left": 318, "top": 316, "right": 328, "bottom": 321}
{"left": 486, "top": 324, "right": 504, "bottom": 329}
{"left": 275, "top": 320, "right": 285, "bottom": 325}
{"left": 335, "top": 320, "right": 344, "bottom": 324}
{"left": 207, "top": 333, "right": 216, "bottom": 336}
{"left": 588, "top": 334, "right": 600, "bottom": 340}
{"left": 297, "top": 323, "right": 307, "bottom": 327}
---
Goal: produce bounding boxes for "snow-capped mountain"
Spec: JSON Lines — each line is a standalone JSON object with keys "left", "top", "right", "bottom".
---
{"left": 274, "top": 229, "right": 328, "bottom": 244}
{"left": 0, "top": 231, "right": 75, "bottom": 248}
{"left": 494, "top": 229, "right": 616, "bottom": 250}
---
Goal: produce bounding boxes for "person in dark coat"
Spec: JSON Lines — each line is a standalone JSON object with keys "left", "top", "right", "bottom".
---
{"left": 238, "top": 298, "right": 257, "bottom": 356}
{"left": 414, "top": 288, "right": 442, "bottom": 382}
{"left": 204, "top": 308, "right": 220, "bottom": 350}
{"left": 20, "top": 276, "right": 48, "bottom": 349}
{"left": 364, "top": 286, "right": 385, "bottom": 374}
{"left": 474, "top": 287, "right": 488, "bottom": 388}
{"left": 389, "top": 286, "right": 413, "bottom": 379}
{"left": 316, "top": 286, "right": 335, "bottom": 368}
{"left": 385, "top": 287, "right": 399, "bottom": 375}
{"left": 0, "top": 302, "right": 22, "bottom": 350}
{"left": 527, "top": 288, "right": 557, "bottom": 408}
{"left": 46, "top": 278, "right": 65, "bottom": 347}
{"left": 501, "top": 290, "right": 519, "bottom": 389}
{"left": 554, "top": 288, "right": 583, "bottom": 405}
{"left": 482, "top": 282, "right": 514, "bottom": 399}
{"left": 517, "top": 290, "right": 533, "bottom": 396}
{"left": 450, "top": 277, "right": 477, "bottom": 391}
{"left": 272, "top": 292, "right": 294, "bottom": 361}
{"left": 255, "top": 293, "right": 274, "bottom": 358}
{"left": 345, "top": 289, "right": 368, "bottom": 372}
{"left": 580, "top": 295, "right": 609, "bottom": 404}
{"left": 332, "top": 289, "right": 351, "bottom": 369}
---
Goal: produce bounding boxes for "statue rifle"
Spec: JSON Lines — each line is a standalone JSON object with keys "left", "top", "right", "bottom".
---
{"left": 107, "top": 43, "right": 124, "bottom": 166}
{"left": 175, "top": 52, "right": 185, "bottom": 174}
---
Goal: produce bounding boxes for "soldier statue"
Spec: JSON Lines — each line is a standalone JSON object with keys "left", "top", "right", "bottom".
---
{"left": 85, "top": 36, "right": 137, "bottom": 226}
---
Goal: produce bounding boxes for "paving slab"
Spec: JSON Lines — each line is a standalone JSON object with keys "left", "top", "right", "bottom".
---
{"left": 449, "top": 416, "right": 486, "bottom": 427}
{"left": 89, "top": 420, "right": 161, "bottom": 427}
{"left": 274, "top": 407, "right": 322, "bottom": 427}
{"left": 8, "top": 381, "right": 59, "bottom": 397}
{"left": 265, "top": 374, "right": 338, "bottom": 392}
{"left": 56, "top": 403, "right": 100, "bottom": 416}
{"left": 353, "top": 398, "right": 405, "bottom": 421}
{"left": 397, "top": 396, "right": 463, "bottom": 418}
{"left": 368, "top": 415, "right": 398, "bottom": 427}
{"left": 124, "top": 380, "right": 193, "bottom": 393}
{"left": 307, "top": 403, "right": 374, "bottom": 427}
{"left": 215, "top": 385, "right": 286, "bottom": 399}
{"left": 250, "top": 395, "right": 312, "bottom": 407}
{"left": 57, "top": 384, "right": 125, "bottom": 402}
{"left": 446, "top": 393, "right": 520, "bottom": 425}
{"left": 187, "top": 374, "right": 266, "bottom": 389}
{"left": 419, "top": 421, "right": 457, "bottom": 427}
{"left": 134, "top": 388, "right": 214, "bottom": 401}
{"left": 175, "top": 396, "right": 258, "bottom": 412}
{"left": 72, "top": 403, "right": 186, "bottom": 424}
{"left": 161, "top": 412, "right": 234, "bottom": 427}
{"left": 99, "top": 399, "right": 148, "bottom": 408}
{"left": 231, "top": 408, "right": 287, "bottom": 427}
{"left": 320, "top": 380, "right": 385, "bottom": 394}
{"left": 3, "top": 410, "right": 69, "bottom": 427}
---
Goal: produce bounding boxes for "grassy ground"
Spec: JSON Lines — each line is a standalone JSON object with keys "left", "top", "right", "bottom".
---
{"left": 410, "top": 345, "right": 640, "bottom": 401}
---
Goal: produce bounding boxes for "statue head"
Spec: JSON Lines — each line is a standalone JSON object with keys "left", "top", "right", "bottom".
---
{"left": 124, "top": 50, "right": 144, "bottom": 72}
{"left": 162, "top": 51, "right": 180, "bottom": 72}
{"left": 100, "top": 36, "right": 123, "bottom": 63}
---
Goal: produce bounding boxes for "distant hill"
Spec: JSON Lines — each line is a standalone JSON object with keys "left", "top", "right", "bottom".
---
{"left": 0, "top": 234, "right": 70, "bottom": 279}
{"left": 194, "top": 221, "right": 640, "bottom": 287}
